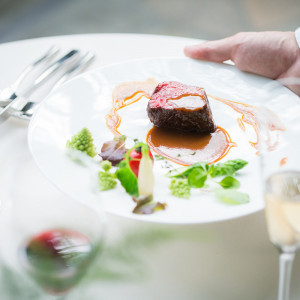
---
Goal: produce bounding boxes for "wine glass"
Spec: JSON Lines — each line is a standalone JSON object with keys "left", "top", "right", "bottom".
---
{"left": 0, "top": 150, "right": 105, "bottom": 298}
{"left": 260, "top": 79, "right": 300, "bottom": 300}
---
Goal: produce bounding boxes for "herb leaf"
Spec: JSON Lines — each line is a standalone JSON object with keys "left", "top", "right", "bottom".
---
{"left": 115, "top": 161, "right": 139, "bottom": 197}
{"left": 166, "top": 162, "right": 209, "bottom": 178}
{"left": 166, "top": 159, "right": 249, "bottom": 204}
{"left": 217, "top": 176, "right": 240, "bottom": 189}
{"left": 209, "top": 159, "right": 248, "bottom": 178}
{"left": 214, "top": 188, "right": 249, "bottom": 205}
{"left": 115, "top": 142, "right": 154, "bottom": 199}
{"left": 187, "top": 168, "right": 207, "bottom": 188}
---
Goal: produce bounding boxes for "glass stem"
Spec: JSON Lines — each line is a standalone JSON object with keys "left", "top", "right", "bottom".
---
{"left": 278, "top": 251, "right": 295, "bottom": 300}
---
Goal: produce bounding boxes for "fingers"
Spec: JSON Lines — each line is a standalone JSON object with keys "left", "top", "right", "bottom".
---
{"left": 184, "top": 37, "right": 235, "bottom": 62}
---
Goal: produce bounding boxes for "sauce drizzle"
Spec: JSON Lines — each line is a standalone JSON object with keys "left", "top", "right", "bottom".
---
{"left": 106, "top": 78, "right": 157, "bottom": 135}
{"left": 208, "top": 94, "right": 285, "bottom": 151}
{"left": 208, "top": 95, "right": 259, "bottom": 148}
{"left": 105, "top": 79, "right": 286, "bottom": 165}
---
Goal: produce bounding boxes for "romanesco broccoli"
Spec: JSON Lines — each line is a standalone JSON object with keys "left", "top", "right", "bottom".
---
{"left": 98, "top": 160, "right": 117, "bottom": 191}
{"left": 98, "top": 171, "right": 117, "bottom": 191}
{"left": 66, "top": 127, "right": 97, "bottom": 157}
{"left": 169, "top": 178, "right": 191, "bottom": 199}
{"left": 100, "top": 160, "right": 112, "bottom": 172}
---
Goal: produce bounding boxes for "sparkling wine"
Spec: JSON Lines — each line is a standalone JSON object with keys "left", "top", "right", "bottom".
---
{"left": 265, "top": 171, "right": 300, "bottom": 251}
{"left": 19, "top": 228, "right": 99, "bottom": 295}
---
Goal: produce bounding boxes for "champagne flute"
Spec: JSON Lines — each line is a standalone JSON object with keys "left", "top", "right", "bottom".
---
{"left": 265, "top": 172, "right": 300, "bottom": 300}
{"left": 0, "top": 150, "right": 105, "bottom": 298}
{"left": 260, "top": 79, "right": 300, "bottom": 300}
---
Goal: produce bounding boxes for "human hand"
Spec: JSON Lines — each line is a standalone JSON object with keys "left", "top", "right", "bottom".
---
{"left": 184, "top": 31, "right": 300, "bottom": 96}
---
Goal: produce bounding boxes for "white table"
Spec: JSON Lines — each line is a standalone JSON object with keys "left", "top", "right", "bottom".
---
{"left": 0, "top": 34, "right": 298, "bottom": 300}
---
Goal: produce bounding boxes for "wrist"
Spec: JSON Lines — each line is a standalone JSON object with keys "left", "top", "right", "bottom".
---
{"left": 295, "top": 27, "right": 300, "bottom": 48}
{"left": 279, "top": 54, "right": 300, "bottom": 96}
{"left": 277, "top": 30, "right": 300, "bottom": 96}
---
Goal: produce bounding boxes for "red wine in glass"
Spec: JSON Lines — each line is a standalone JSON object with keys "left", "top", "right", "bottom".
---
{"left": 19, "top": 228, "right": 100, "bottom": 296}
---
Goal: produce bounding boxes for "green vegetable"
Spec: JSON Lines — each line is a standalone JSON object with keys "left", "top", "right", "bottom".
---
{"left": 116, "top": 142, "right": 166, "bottom": 214}
{"left": 166, "top": 159, "right": 249, "bottom": 204}
{"left": 115, "top": 160, "right": 139, "bottom": 197}
{"left": 217, "top": 176, "right": 240, "bottom": 189}
{"left": 214, "top": 188, "right": 250, "bottom": 205}
{"left": 101, "top": 160, "right": 112, "bottom": 172}
{"left": 115, "top": 142, "right": 155, "bottom": 199}
{"left": 137, "top": 144, "right": 154, "bottom": 198}
{"left": 98, "top": 160, "right": 117, "bottom": 191}
{"left": 154, "top": 155, "right": 166, "bottom": 161}
{"left": 169, "top": 178, "right": 191, "bottom": 199}
{"left": 66, "top": 127, "right": 97, "bottom": 157}
{"left": 98, "top": 171, "right": 117, "bottom": 191}
{"left": 166, "top": 162, "right": 209, "bottom": 178}
{"left": 209, "top": 159, "right": 248, "bottom": 178}
{"left": 187, "top": 167, "right": 207, "bottom": 188}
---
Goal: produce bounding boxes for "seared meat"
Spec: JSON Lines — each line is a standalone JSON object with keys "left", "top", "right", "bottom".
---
{"left": 147, "top": 81, "right": 216, "bottom": 133}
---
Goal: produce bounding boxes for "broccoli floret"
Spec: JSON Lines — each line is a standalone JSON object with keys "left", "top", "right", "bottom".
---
{"left": 98, "top": 171, "right": 117, "bottom": 191}
{"left": 66, "top": 128, "right": 97, "bottom": 157}
{"left": 169, "top": 178, "right": 191, "bottom": 199}
{"left": 100, "top": 160, "right": 112, "bottom": 172}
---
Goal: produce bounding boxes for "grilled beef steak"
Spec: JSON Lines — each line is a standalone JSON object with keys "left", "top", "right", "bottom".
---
{"left": 147, "top": 81, "right": 216, "bottom": 134}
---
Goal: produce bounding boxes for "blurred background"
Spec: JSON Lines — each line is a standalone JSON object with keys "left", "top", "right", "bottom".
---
{"left": 0, "top": 0, "right": 299, "bottom": 44}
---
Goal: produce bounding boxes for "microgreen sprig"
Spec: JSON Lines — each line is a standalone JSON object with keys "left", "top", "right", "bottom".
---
{"left": 167, "top": 159, "right": 249, "bottom": 204}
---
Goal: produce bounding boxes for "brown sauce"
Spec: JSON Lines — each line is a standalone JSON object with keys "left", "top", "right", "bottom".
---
{"left": 105, "top": 79, "right": 285, "bottom": 166}
{"left": 106, "top": 78, "right": 157, "bottom": 135}
{"left": 146, "top": 126, "right": 235, "bottom": 165}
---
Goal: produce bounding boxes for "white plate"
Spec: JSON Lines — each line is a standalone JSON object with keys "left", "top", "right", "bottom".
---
{"left": 28, "top": 57, "right": 299, "bottom": 224}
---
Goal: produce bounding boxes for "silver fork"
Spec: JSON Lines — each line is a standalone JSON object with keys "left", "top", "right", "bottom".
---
{"left": 9, "top": 51, "right": 95, "bottom": 120}
{"left": 0, "top": 45, "right": 59, "bottom": 107}
{"left": 0, "top": 47, "right": 95, "bottom": 123}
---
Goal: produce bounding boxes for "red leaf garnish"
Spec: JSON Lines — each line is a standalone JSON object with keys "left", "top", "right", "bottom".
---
{"left": 132, "top": 195, "right": 167, "bottom": 215}
{"left": 133, "top": 201, "right": 167, "bottom": 215}
{"left": 99, "top": 135, "right": 127, "bottom": 166}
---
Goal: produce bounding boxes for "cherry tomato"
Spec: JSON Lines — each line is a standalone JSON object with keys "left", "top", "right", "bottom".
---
{"left": 129, "top": 147, "right": 153, "bottom": 177}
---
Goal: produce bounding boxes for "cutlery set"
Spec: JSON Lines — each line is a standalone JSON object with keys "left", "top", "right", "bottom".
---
{"left": 0, "top": 46, "right": 94, "bottom": 123}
